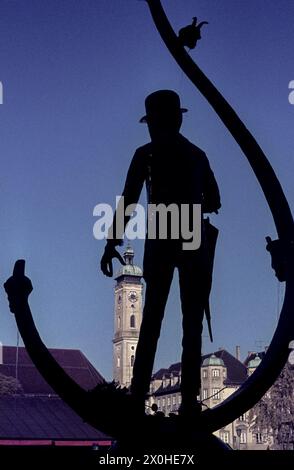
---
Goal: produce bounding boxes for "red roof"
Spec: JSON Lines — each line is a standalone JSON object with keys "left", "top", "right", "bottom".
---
{"left": 0, "top": 346, "right": 104, "bottom": 395}
{"left": 0, "top": 395, "right": 110, "bottom": 442}
{"left": 0, "top": 346, "right": 111, "bottom": 444}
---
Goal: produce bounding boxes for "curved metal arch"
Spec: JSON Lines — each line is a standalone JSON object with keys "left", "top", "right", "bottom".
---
{"left": 145, "top": 0, "right": 294, "bottom": 432}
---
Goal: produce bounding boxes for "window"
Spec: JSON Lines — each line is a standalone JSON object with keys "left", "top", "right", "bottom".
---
{"left": 130, "top": 314, "right": 136, "bottom": 328}
{"left": 167, "top": 397, "right": 171, "bottom": 406}
{"left": 203, "top": 369, "right": 208, "bottom": 378}
{"left": 255, "top": 433, "right": 263, "bottom": 444}
{"left": 130, "top": 355, "right": 134, "bottom": 367}
{"left": 117, "top": 316, "right": 121, "bottom": 329}
{"left": 212, "top": 369, "right": 220, "bottom": 377}
{"left": 240, "top": 432, "right": 247, "bottom": 444}
{"left": 172, "top": 396, "right": 176, "bottom": 405}
{"left": 202, "top": 389, "right": 208, "bottom": 400}
{"left": 212, "top": 388, "right": 220, "bottom": 400}
{"left": 220, "top": 431, "right": 230, "bottom": 443}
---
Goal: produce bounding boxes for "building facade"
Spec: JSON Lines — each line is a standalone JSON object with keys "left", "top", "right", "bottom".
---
{"left": 146, "top": 349, "right": 268, "bottom": 449}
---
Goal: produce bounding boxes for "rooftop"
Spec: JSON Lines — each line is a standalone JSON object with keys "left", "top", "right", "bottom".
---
{"left": 244, "top": 351, "right": 265, "bottom": 368}
{"left": 0, "top": 395, "right": 110, "bottom": 442}
{"left": 0, "top": 345, "right": 110, "bottom": 445}
{"left": 204, "top": 350, "right": 247, "bottom": 386}
{"left": 0, "top": 345, "right": 104, "bottom": 396}
{"left": 202, "top": 354, "right": 224, "bottom": 367}
{"left": 247, "top": 354, "right": 262, "bottom": 369}
{"left": 152, "top": 349, "right": 248, "bottom": 389}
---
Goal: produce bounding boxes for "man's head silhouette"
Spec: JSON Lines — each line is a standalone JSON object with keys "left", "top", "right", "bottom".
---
{"left": 140, "top": 90, "right": 188, "bottom": 143}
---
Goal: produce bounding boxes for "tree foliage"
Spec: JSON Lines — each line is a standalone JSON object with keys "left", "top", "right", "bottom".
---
{"left": 0, "top": 373, "right": 23, "bottom": 395}
{"left": 249, "top": 363, "right": 294, "bottom": 449}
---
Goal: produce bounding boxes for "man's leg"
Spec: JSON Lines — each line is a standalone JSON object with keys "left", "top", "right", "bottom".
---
{"left": 131, "top": 263, "right": 174, "bottom": 408}
{"left": 178, "top": 252, "right": 207, "bottom": 410}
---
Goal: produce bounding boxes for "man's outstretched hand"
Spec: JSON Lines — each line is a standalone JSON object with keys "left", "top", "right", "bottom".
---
{"left": 100, "top": 244, "right": 126, "bottom": 277}
{"left": 4, "top": 260, "right": 33, "bottom": 314}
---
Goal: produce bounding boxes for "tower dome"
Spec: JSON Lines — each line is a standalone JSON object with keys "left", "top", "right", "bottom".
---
{"left": 248, "top": 354, "right": 262, "bottom": 369}
{"left": 114, "top": 243, "right": 143, "bottom": 279}
{"left": 202, "top": 354, "right": 224, "bottom": 367}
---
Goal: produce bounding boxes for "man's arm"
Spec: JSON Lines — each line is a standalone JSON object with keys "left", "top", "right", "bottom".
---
{"left": 101, "top": 149, "right": 146, "bottom": 276}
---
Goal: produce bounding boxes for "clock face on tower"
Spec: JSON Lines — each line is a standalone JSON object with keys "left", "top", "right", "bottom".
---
{"left": 128, "top": 291, "right": 138, "bottom": 303}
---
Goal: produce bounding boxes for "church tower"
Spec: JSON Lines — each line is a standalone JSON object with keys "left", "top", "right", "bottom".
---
{"left": 113, "top": 244, "right": 143, "bottom": 387}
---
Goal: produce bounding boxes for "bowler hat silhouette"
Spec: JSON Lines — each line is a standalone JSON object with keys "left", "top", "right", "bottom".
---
{"left": 140, "top": 90, "right": 188, "bottom": 123}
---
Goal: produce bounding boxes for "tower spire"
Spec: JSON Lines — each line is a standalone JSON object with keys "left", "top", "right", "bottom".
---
{"left": 123, "top": 243, "right": 134, "bottom": 266}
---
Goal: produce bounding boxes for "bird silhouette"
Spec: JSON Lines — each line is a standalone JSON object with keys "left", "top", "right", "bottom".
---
{"left": 178, "top": 17, "right": 209, "bottom": 50}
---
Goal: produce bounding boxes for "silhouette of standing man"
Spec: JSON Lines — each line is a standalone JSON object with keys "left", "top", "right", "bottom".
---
{"left": 101, "top": 90, "right": 221, "bottom": 417}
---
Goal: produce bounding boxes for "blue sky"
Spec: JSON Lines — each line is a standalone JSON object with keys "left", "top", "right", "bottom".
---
{"left": 0, "top": 0, "right": 293, "bottom": 380}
